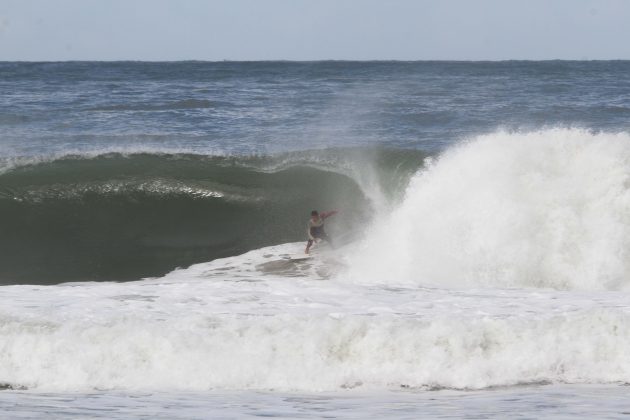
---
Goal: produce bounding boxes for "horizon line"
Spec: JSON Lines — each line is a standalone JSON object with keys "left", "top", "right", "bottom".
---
{"left": 2, "top": 59, "right": 630, "bottom": 64}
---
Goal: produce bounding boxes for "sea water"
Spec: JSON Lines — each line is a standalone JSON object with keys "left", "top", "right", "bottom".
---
{"left": 2, "top": 61, "right": 630, "bottom": 418}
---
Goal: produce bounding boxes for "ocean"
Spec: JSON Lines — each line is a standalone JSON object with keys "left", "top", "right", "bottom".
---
{"left": 1, "top": 61, "right": 630, "bottom": 418}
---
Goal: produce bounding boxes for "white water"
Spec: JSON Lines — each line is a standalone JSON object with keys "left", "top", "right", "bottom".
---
{"left": 2, "top": 129, "right": 630, "bottom": 396}
{"left": 2, "top": 243, "right": 630, "bottom": 392}
{"left": 347, "top": 128, "right": 630, "bottom": 290}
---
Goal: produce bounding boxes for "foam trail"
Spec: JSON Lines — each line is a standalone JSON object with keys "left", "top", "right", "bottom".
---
{"left": 4, "top": 310, "right": 630, "bottom": 391}
{"left": 2, "top": 244, "right": 630, "bottom": 393}
{"left": 344, "top": 128, "right": 630, "bottom": 291}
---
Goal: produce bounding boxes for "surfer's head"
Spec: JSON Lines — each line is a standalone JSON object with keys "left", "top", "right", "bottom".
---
{"left": 311, "top": 210, "right": 319, "bottom": 220}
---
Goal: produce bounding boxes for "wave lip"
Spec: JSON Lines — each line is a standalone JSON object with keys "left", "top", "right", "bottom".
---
{"left": 345, "top": 128, "right": 630, "bottom": 291}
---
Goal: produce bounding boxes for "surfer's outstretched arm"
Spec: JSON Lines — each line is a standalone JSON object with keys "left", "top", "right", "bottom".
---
{"left": 320, "top": 210, "right": 338, "bottom": 219}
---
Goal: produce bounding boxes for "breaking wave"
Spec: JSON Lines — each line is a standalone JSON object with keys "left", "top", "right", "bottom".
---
{"left": 0, "top": 148, "right": 423, "bottom": 284}
{"left": 346, "top": 128, "right": 630, "bottom": 291}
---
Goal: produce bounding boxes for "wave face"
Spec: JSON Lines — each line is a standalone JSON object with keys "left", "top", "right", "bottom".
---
{"left": 0, "top": 148, "right": 422, "bottom": 284}
{"left": 346, "top": 128, "right": 630, "bottom": 291}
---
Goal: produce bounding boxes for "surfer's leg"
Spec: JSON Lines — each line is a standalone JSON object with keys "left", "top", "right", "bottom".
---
{"left": 305, "top": 239, "right": 314, "bottom": 254}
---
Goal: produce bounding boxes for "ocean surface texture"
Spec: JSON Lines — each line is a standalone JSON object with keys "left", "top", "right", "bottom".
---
{"left": 2, "top": 61, "right": 630, "bottom": 418}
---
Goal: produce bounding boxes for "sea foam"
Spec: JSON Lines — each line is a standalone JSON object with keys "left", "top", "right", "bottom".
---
{"left": 1, "top": 243, "right": 630, "bottom": 392}
{"left": 346, "top": 128, "right": 630, "bottom": 290}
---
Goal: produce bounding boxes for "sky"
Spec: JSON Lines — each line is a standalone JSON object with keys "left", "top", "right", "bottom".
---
{"left": 0, "top": 0, "right": 629, "bottom": 61}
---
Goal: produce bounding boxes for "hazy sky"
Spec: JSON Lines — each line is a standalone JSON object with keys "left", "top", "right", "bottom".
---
{"left": 1, "top": 0, "right": 629, "bottom": 61}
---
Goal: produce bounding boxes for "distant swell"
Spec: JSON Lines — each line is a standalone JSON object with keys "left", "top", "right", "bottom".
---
{"left": 89, "top": 99, "right": 218, "bottom": 112}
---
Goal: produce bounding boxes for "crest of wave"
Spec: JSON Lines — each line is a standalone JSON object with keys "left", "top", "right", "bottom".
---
{"left": 344, "top": 128, "right": 630, "bottom": 291}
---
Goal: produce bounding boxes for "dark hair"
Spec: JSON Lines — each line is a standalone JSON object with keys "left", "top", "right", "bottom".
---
{"left": 311, "top": 210, "right": 319, "bottom": 216}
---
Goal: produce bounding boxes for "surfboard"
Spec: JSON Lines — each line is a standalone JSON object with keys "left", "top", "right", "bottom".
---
{"left": 288, "top": 254, "right": 313, "bottom": 261}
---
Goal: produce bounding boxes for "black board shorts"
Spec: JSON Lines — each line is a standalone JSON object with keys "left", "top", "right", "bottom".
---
{"left": 308, "top": 226, "right": 330, "bottom": 244}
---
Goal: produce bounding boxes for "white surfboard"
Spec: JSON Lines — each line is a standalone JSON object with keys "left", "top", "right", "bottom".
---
{"left": 288, "top": 254, "right": 313, "bottom": 261}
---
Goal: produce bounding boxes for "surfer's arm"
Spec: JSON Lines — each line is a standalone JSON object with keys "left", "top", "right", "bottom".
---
{"left": 320, "top": 210, "right": 338, "bottom": 219}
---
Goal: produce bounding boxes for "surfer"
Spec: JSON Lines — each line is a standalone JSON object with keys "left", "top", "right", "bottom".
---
{"left": 305, "top": 210, "right": 338, "bottom": 254}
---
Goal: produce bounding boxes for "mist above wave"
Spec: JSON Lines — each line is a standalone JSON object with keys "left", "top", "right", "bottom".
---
{"left": 346, "top": 128, "right": 630, "bottom": 291}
